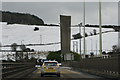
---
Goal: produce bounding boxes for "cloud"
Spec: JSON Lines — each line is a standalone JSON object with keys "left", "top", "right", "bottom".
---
{"left": 2, "top": 2, "right": 118, "bottom": 25}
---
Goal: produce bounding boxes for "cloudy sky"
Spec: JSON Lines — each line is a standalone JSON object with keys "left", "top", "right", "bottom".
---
{"left": 2, "top": 2, "right": 118, "bottom": 25}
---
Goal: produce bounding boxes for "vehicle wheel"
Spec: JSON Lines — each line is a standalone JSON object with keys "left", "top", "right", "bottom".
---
{"left": 41, "top": 73, "right": 44, "bottom": 77}
{"left": 57, "top": 74, "right": 60, "bottom": 77}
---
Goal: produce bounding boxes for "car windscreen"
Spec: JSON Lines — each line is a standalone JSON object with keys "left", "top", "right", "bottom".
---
{"left": 44, "top": 62, "right": 57, "bottom": 66}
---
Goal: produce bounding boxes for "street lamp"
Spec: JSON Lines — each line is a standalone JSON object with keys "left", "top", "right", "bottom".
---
{"left": 83, "top": 0, "right": 86, "bottom": 58}
{"left": 99, "top": 0, "right": 102, "bottom": 56}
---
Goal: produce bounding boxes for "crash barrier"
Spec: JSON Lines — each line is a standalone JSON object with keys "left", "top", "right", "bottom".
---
{"left": 62, "top": 54, "right": 119, "bottom": 78}
{"left": 1, "top": 62, "right": 36, "bottom": 78}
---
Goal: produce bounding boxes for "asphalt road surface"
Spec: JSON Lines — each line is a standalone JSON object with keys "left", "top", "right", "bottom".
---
{"left": 27, "top": 67, "right": 102, "bottom": 79}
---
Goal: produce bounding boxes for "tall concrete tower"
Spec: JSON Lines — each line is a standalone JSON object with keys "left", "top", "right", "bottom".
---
{"left": 60, "top": 15, "right": 71, "bottom": 55}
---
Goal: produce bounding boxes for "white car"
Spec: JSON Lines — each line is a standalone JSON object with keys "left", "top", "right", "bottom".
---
{"left": 41, "top": 61, "right": 60, "bottom": 77}
{"left": 35, "top": 65, "right": 41, "bottom": 68}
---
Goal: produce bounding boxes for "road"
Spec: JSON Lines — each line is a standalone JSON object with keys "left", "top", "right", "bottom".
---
{"left": 27, "top": 67, "right": 102, "bottom": 79}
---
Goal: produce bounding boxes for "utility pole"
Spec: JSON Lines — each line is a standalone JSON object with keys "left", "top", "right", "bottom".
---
{"left": 83, "top": 0, "right": 86, "bottom": 58}
{"left": 99, "top": 0, "right": 102, "bottom": 56}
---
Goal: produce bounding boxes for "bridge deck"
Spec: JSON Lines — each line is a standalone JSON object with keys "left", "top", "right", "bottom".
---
{"left": 27, "top": 67, "right": 102, "bottom": 78}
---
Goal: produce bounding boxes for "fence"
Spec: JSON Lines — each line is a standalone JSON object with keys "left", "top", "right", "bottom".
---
{"left": 62, "top": 55, "right": 120, "bottom": 78}
{"left": 1, "top": 62, "right": 36, "bottom": 78}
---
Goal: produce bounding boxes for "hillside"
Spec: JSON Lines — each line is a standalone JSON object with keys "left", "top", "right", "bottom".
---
{"left": 0, "top": 11, "right": 44, "bottom": 25}
{"left": 1, "top": 22, "right": 117, "bottom": 52}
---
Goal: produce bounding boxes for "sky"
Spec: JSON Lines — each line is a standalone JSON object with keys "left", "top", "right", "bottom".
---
{"left": 1, "top": 2, "right": 118, "bottom": 25}
{"left": 0, "top": 2, "right": 119, "bottom": 52}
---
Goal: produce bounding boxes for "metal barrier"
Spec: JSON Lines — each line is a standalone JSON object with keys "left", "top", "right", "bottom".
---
{"left": 62, "top": 55, "right": 120, "bottom": 78}
{"left": 1, "top": 62, "right": 36, "bottom": 78}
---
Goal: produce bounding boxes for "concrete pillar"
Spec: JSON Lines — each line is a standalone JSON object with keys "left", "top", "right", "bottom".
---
{"left": 60, "top": 15, "right": 71, "bottom": 55}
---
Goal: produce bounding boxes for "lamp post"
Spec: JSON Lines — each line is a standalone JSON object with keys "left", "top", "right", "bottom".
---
{"left": 99, "top": 0, "right": 102, "bottom": 56}
{"left": 83, "top": 0, "right": 86, "bottom": 58}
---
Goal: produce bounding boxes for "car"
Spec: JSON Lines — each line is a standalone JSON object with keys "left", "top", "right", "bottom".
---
{"left": 35, "top": 65, "right": 41, "bottom": 68}
{"left": 41, "top": 61, "right": 60, "bottom": 77}
{"left": 58, "top": 63, "right": 62, "bottom": 66}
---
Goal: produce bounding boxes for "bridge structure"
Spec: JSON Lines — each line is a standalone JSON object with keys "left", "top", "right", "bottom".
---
{"left": 0, "top": 15, "right": 120, "bottom": 80}
{"left": 0, "top": 51, "right": 119, "bottom": 79}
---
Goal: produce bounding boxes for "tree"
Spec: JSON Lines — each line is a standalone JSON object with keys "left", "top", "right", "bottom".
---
{"left": 112, "top": 45, "right": 118, "bottom": 52}
{"left": 102, "top": 51, "right": 107, "bottom": 55}
{"left": 85, "top": 33, "right": 88, "bottom": 37}
{"left": 31, "top": 49, "right": 35, "bottom": 52}
{"left": 90, "top": 52, "right": 94, "bottom": 56}
{"left": 90, "top": 32, "right": 93, "bottom": 36}
{"left": 71, "top": 51, "right": 81, "bottom": 61}
{"left": 93, "top": 29, "right": 97, "bottom": 35}
{"left": 11, "top": 43, "right": 18, "bottom": 51}
{"left": 26, "top": 48, "right": 31, "bottom": 52}
{"left": 20, "top": 45, "right": 27, "bottom": 51}
{"left": 47, "top": 51, "right": 61, "bottom": 63}
{"left": 1, "top": 11, "right": 44, "bottom": 26}
{"left": 47, "top": 51, "right": 81, "bottom": 63}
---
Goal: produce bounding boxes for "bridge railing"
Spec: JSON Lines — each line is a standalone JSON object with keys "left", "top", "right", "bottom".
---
{"left": 1, "top": 62, "right": 36, "bottom": 78}
{"left": 62, "top": 55, "right": 119, "bottom": 78}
